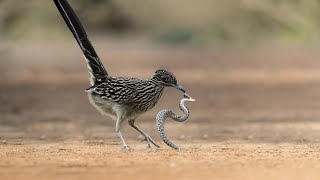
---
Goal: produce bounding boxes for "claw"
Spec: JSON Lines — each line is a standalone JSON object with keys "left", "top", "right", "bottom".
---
{"left": 145, "top": 135, "right": 160, "bottom": 148}
{"left": 141, "top": 135, "right": 160, "bottom": 148}
{"left": 122, "top": 145, "right": 131, "bottom": 151}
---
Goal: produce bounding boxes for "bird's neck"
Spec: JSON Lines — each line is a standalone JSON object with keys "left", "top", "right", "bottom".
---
{"left": 148, "top": 79, "right": 165, "bottom": 95}
{"left": 148, "top": 78, "right": 163, "bottom": 86}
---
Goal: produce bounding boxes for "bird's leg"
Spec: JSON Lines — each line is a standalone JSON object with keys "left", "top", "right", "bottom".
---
{"left": 116, "top": 117, "right": 130, "bottom": 150}
{"left": 116, "top": 130, "right": 130, "bottom": 150}
{"left": 128, "top": 119, "right": 160, "bottom": 148}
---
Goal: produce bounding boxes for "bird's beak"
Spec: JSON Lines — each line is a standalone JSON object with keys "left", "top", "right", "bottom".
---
{"left": 174, "top": 84, "right": 186, "bottom": 93}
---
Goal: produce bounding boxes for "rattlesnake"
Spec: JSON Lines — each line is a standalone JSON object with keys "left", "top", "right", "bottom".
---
{"left": 156, "top": 93, "right": 195, "bottom": 150}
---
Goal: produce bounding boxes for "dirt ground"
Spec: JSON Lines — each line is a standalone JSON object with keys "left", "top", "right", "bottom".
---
{"left": 2, "top": 40, "right": 320, "bottom": 179}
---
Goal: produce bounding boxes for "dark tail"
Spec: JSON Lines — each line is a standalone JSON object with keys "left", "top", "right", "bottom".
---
{"left": 53, "top": 0, "right": 108, "bottom": 85}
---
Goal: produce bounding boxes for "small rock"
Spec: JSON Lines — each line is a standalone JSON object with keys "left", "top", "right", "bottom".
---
{"left": 1, "top": 140, "right": 7, "bottom": 144}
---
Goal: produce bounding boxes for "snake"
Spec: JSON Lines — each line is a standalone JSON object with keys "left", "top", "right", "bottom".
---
{"left": 156, "top": 93, "right": 195, "bottom": 150}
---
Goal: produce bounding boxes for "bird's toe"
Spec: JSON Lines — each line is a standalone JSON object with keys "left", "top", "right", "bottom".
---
{"left": 146, "top": 136, "right": 160, "bottom": 148}
{"left": 121, "top": 145, "right": 131, "bottom": 151}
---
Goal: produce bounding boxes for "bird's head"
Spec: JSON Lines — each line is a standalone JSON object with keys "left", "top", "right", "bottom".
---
{"left": 152, "top": 69, "right": 186, "bottom": 93}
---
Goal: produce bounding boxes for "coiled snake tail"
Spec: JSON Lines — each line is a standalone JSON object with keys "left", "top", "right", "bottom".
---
{"left": 156, "top": 93, "right": 195, "bottom": 150}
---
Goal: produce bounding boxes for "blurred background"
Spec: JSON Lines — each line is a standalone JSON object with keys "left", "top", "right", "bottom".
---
{"left": 2, "top": 0, "right": 320, "bottom": 45}
{"left": 2, "top": 0, "right": 320, "bottom": 145}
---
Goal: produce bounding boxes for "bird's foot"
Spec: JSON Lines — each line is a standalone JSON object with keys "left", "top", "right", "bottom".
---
{"left": 121, "top": 145, "right": 131, "bottom": 151}
{"left": 142, "top": 135, "right": 160, "bottom": 148}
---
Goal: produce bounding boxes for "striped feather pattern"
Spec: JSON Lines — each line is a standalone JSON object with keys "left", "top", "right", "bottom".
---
{"left": 87, "top": 77, "right": 165, "bottom": 112}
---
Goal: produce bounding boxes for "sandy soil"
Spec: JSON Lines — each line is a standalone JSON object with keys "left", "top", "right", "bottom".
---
{"left": 2, "top": 41, "right": 320, "bottom": 179}
{"left": 1, "top": 143, "right": 320, "bottom": 180}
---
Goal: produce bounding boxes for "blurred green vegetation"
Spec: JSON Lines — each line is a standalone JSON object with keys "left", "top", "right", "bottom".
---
{"left": 1, "top": 0, "right": 320, "bottom": 45}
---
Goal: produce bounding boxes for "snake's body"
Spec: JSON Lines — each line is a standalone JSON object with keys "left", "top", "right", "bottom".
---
{"left": 156, "top": 94, "right": 195, "bottom": 150}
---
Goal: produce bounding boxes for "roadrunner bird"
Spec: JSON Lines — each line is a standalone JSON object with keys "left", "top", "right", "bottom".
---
{"left": 53, "top": 0, "right": 187, "bottom": 149}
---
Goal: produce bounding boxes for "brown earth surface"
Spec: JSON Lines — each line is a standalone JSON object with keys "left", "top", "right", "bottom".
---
{"left": 2, "top": 40, "right": 320, "bottom": 179}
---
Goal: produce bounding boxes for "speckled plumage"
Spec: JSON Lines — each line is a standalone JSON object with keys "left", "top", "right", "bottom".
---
{"left": 87, "top": 77, "right": 165, "bottom": 112}
{"left": 54, "top": 0, "right": 186, "bottom": 149}
{"left": 86, "top": 76, "right": 165, "bottom": 120}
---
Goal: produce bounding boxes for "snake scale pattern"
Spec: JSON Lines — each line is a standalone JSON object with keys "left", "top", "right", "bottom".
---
{"left": 156, "top": 93, "right": 195, "bottom": 150}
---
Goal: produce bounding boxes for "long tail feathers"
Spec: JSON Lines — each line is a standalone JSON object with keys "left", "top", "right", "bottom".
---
{"left": 53, "top": 0, "right": 108, "bottom": 84}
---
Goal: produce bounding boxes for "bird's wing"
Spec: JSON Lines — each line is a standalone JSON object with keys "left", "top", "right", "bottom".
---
{"left": 90, "top": 78, "right": 145, "bottom": 104}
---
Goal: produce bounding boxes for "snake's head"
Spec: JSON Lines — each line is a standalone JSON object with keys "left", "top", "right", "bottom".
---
{"left": 183, "top": 93, "right": 195, "bottom": 102}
